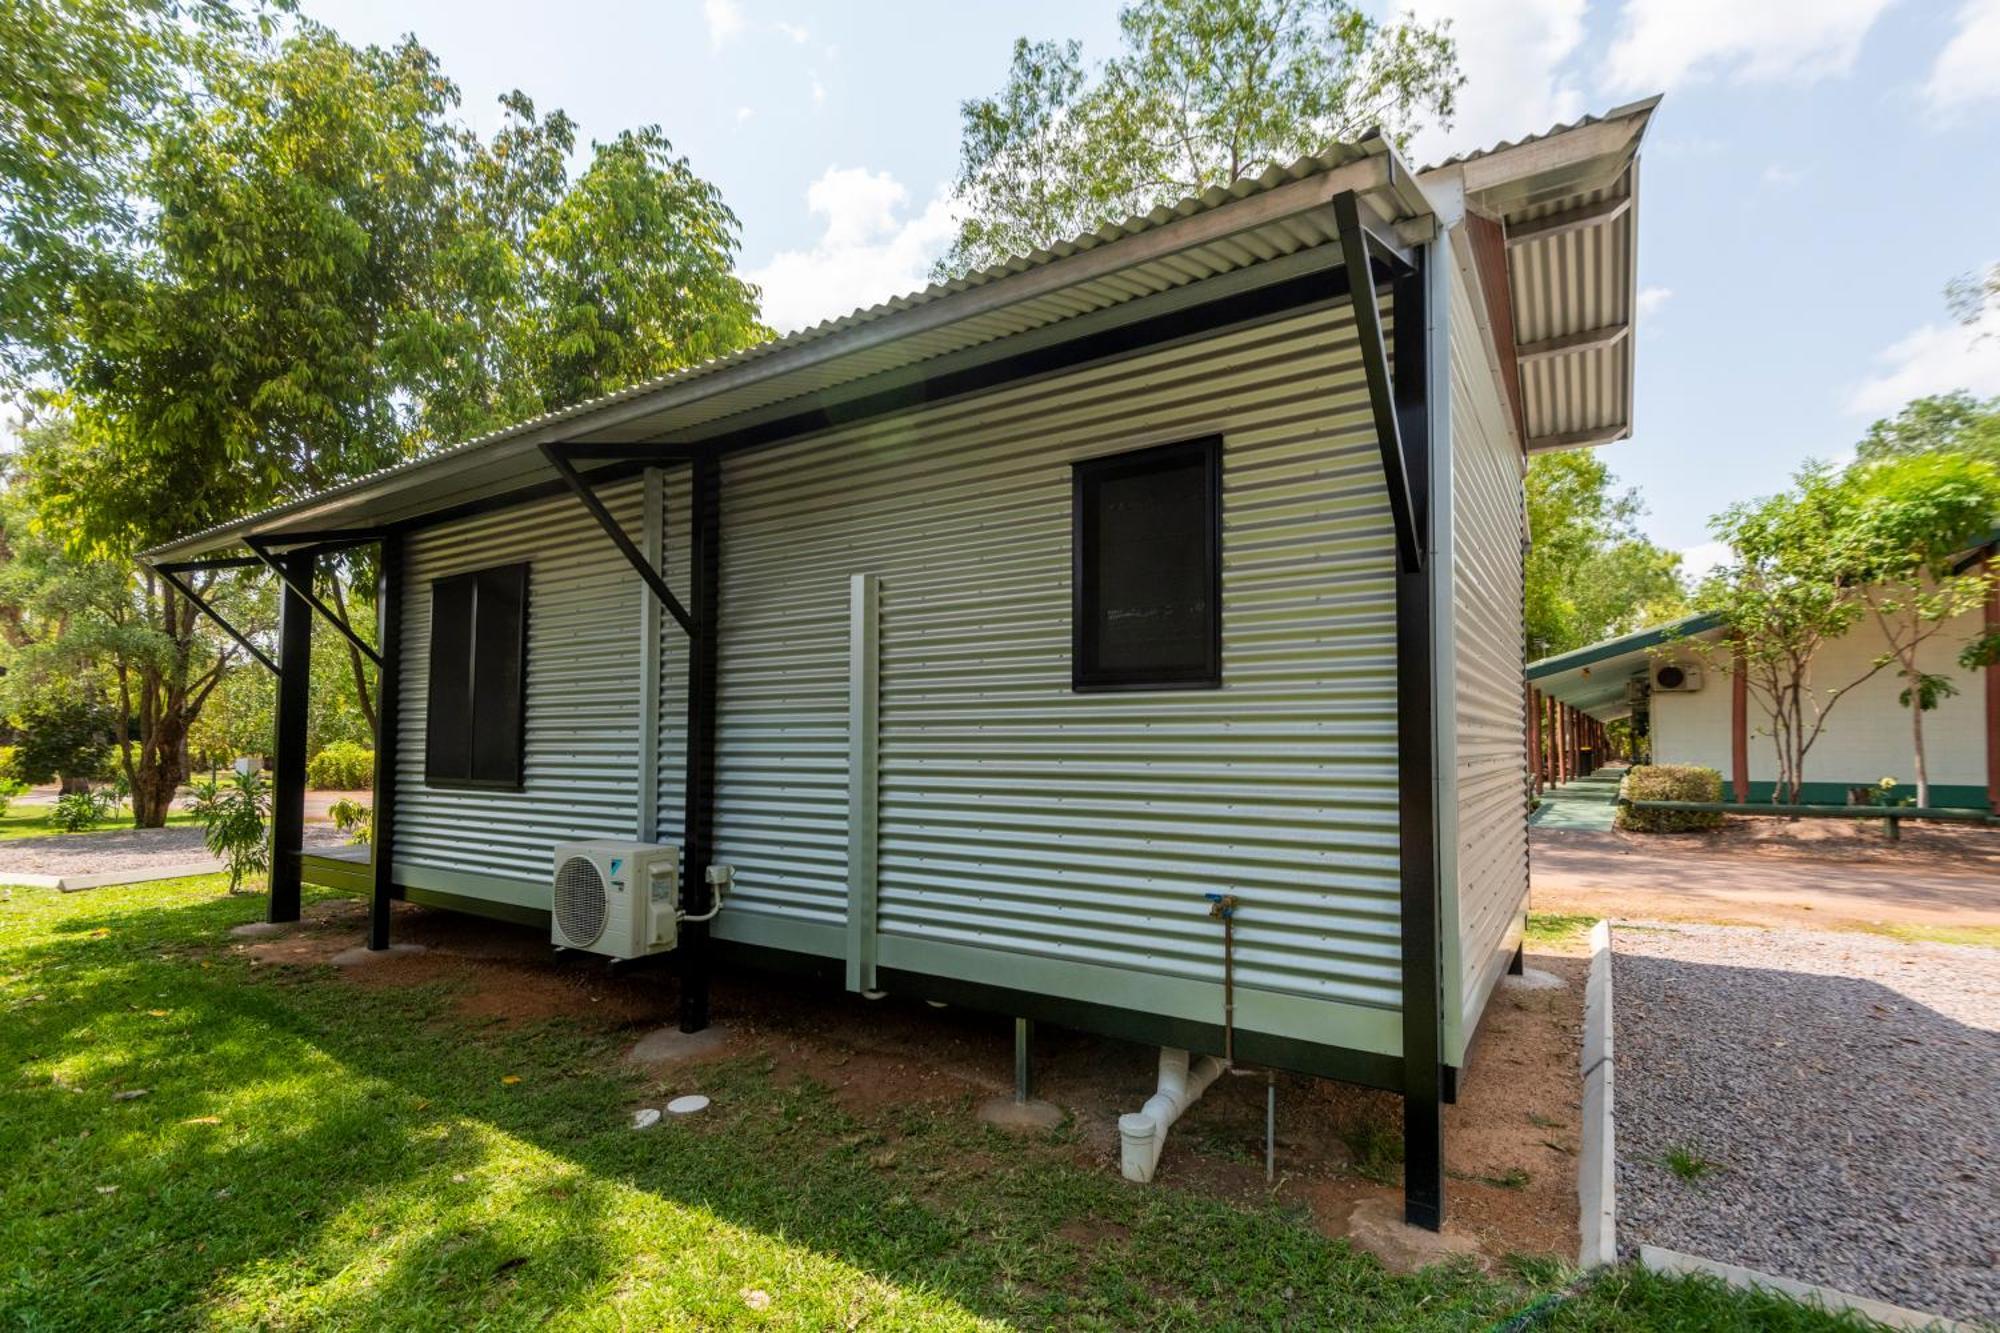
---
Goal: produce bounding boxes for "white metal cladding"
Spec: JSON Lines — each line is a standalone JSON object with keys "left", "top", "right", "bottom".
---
{"left": 709, "top": 305, "right": 1405, "bottom": 1011}
{"left": 394, "top": 481, "right": 653, "bottom": 893}
{"left": 1442, "top": 259, "right": 1531, "bottom": 1062}
{"left": 654, "top": 463, "right": 693, "bottom": 846}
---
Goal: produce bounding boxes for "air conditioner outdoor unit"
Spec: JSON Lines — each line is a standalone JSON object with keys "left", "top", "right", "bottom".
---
{"left": 549, "top": 841, "right": 682, "bottom": 960}
{"left": 1623, "top": 676, "right": 1650, "bottom": 705}
{"left": 1651, "top": 661, "right": 1703, "bottom": 693}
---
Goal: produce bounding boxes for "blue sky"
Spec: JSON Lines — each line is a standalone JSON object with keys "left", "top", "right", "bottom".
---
{"left": 305, "top": 0, "right": 2000, "bottom": 571}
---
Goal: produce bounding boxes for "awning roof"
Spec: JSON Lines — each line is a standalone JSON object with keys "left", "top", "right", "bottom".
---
{"left": 144, "top": 97, "right": 1658, "bottom": 562}
{"left": 1526, "top": 612, "right": 1721, "bottom": 720}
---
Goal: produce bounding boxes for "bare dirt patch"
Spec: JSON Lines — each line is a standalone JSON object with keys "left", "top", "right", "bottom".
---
{"left": 1533, "top": 824, "right": 2000, "bottom": 935}
{"left": 254, "top": 899, "right": 1587, "bottom": 1262}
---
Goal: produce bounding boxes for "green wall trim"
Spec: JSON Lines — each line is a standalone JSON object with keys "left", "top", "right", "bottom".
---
{"left": 301, "top": 853, "right": 372, "bottom": 895}
{"left": 403, "top": 884, "right": 549, "bottom": 929}
{"left": 875, "top": 933, "right": 1401, "bottom": 1059}
{"left": 1735, "top": 780, "right": 1991, "bottom": 812}
{"left": 714, "top": 909, "right": 846, "bottom": 961}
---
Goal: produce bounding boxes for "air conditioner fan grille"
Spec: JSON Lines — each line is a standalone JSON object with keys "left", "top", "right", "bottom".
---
{"left": 553, "top": 855, "right": 607, "bottom": 947}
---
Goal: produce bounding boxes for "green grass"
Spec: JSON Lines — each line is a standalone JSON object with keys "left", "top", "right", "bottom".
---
{"left": 0, "top": 802, "right": 200, "bottom": 840}
{"left": 1661, "top": 1146, "right": 1723, "bottom": 1183}
{"left": 0, "top": 878, "right": 1873, "bottom": 1330}
{"left": 1858, "top": 921, "right": 2000, "bottom": 950}
{"left": 1525, "top": 912, "right": 1600, "bottom": 948}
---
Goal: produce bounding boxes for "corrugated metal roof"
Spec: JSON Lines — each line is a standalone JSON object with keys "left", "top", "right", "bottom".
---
{"left": 145, "top": 99, "right": 1659, "bottom": 560}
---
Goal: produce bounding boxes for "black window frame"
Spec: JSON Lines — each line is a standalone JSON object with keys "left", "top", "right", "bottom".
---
{"left": 423, "top": 561, "right": 531, "bottom": 790}
{"left": 1071, "top": 435, "right": 1223, "bottom": 693}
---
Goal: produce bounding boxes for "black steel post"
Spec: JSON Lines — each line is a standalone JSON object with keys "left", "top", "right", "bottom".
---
{"left": 368, "top": 534, "right": 404, "bottom": 950}
{"left": 679, "top": 453, "right": 721, "bottom": 1033}
{"left": 1389, "top": 243, "right": 1445, "bottom": 1232}
{"left": 268, "top": 549, "right": 314, "bottom": 923}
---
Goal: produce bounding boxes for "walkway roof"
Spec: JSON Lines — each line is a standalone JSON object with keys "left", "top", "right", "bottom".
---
{"left": 1525, "top": 612, "right": 1722, "bottom": 720}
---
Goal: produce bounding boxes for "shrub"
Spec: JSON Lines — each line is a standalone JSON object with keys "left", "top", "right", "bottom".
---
{"left": 0, "top": 777, "right": 24, "bottom": 819}
{"left": 306, "top": 741, "right": 373, "bottom": 791}
{"left": 327, "top": 798, "right": 373, "bottom": 846}
{"left": 51, "top": 787, "right": 120, "bottom": 833}
{"left": 1616, "top": 764, "right": 1724, "bottom": 833}
{"left": 189, "top": 770, "right": 272, "bottom": 893}
{"left": 0, "top": 746, "right": 16, "bottom": 782}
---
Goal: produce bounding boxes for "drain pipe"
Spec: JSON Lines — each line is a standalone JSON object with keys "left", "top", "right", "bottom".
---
{"left": 1119, "top": 1046, "right": 1227, "bottom": 1182}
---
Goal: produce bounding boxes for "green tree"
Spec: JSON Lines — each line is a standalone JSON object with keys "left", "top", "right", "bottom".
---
{"left": 4, "top": 686, "right": 115, "bottom": 792}
{"left": 1837, "top": 452, "right": 2000, "bottom": 807}
{"left": 0, "top": 0, "right": 271, "bottom": 379}
{"left": 1690, "top": 465, "right": 1886, "bottom": 803}
{"left": 936, "top": 0, "right": 1461, "bottom": 277}
{"left": 1856, "top": 391, "right": 2000, "bottom": 466}
{"left": 1523, "top": 451, "right": 1687, "bottom": 661}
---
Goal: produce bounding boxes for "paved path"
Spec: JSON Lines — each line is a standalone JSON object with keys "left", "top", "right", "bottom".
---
{"left": 1613, "top": 923, "right": 1998, "bottom": 1323}
{"left": 1529, "top": 768, "right": 1625, "bottom": 832}
{"left": 0, "top": 825, "right": 347, "bottom": 881}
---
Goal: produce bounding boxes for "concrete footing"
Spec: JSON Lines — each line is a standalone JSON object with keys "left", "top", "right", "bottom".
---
{"left": 329, "top": 943, "right": 427, "bottom": 967}
{"left": 626, "top": 1024, "right": 729, "bottom": 1066}
{"left": 976, "top": 1096, "right": 1063, "bottom": 1132}
{"left": 1344, "top": 1198, "right": 1483, "bottom": 1273}
{"left": 228, "top": 921, "right": 288, "bottom": 938}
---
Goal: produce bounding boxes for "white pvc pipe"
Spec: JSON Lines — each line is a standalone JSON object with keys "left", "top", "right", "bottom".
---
{"left": 1118, "top": 1047, "right": 1226, "bottom": 1183}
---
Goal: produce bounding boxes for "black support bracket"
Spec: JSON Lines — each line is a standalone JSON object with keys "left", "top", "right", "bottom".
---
{"left": 540, "top": 441, "right": 696, "bottom": 636}
{"left": 245, "top": 535, "right": 384, "bottom": 668}
{"left": 150, "top": 556, "right": 281, "bottom": 676}
{"left": 1331, "top": 190, "right": 1424, "bottom": 575}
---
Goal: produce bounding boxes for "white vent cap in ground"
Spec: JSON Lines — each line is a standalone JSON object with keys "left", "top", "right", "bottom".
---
{"left": 632, "top": 1107, "right": 662, "bottom": 1130}
{"left": 667, "top": 1094, "right": 710, "bottom": 1116}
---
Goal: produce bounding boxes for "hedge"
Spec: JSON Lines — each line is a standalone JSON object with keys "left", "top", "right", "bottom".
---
{"left": 1615, "top": 764, "right": 1725, "bottom": 833}
{"left": 306, "top": 741, "right": 374, "bottom": 791}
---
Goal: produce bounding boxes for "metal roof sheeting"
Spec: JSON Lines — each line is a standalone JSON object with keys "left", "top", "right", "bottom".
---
{"left": 144, "top": 100, "right": 1658, "bottom": 560}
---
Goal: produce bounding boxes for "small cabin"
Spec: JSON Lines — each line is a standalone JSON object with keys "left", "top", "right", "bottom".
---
{"left": 144, "top": 100, "right": 1660, "bottom": 1227}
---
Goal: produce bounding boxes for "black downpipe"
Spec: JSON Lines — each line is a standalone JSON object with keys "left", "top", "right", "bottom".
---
{"left": 679, "top": 453, "right": 722, "bottom": 1033}
{"left": 268, "top": 548, "right": 314, "bottom": 924}
{"left": 368, "top": 533, "right": 404, "bottom": 951}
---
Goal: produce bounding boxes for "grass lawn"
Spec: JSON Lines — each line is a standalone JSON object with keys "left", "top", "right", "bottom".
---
{"left": 0, "top": 803, "right": 201, "bottom": 840}
{"left": 0, "top": 878, "right": 1871, "bottom": 1330}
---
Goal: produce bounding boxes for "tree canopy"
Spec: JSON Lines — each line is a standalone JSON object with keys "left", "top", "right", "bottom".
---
{"left": 936, "top": 0, "right": 1462, "bottom": 277}
{"left": 1856, "top": 391, "right": 2000, "bottom": 467}
{"left": 1524, "top": 451, "right": 1687, "bottom": 661}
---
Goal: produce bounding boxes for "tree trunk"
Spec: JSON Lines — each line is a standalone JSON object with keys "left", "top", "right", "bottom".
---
{"left": 1909, "top": 664, "right": 1930, "bottom": 809}
{"left": 129, "top": 705, "right": 189, "bottom": 827}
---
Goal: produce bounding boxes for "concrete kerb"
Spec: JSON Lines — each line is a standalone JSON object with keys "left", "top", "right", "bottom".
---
{"left": 1577, "top": 919, "right": 1616, "bottom": 1270}
{"left": 0, "top": 861, "right": 226, "bottom": 892}
{"left": 1638, "top": 1246, "right": 1981, "bottom": 1332}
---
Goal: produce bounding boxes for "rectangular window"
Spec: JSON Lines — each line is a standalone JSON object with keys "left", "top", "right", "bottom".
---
{"left": 1072, "top": 436, "right": 1222, "bottom": 691}
{"left": 424, "top": 562, "right": 529, "bottom": 788}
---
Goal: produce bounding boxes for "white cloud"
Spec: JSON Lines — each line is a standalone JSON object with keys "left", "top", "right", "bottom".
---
{"left": 1602, "top": 0, "right": 1893, "bottom": 93}
{"left": 703, "top": 0, "right": 744, "bottom": 48}
{"left": 1845, "top": 304, "right": 2000, "bottom": 416}
{"left": 1678, "top": 540, "right": 1732, "bottom": 584}
{"left": 747, "top": 167, "right": 960, "bottom": 334}
{"left": 809, "top": 74, "right": 826, "bottom": 106}
{"left": 1402, "top": 0, "right": 1588, "bottom": 166}
{"left": 1761, "top": 162, "right": 1804, "bottom": 188}
{"left": 774, "top": 20, "right": 809, "bottom": 43}
{"left": 1925, "top": 0, "right": 2000, "bottom": 114}
{"left": 735, "top": 105, "right": 754, "bottom": 124}
{"left": 1636, "top": 285, "right": 1673, "bottom": 320}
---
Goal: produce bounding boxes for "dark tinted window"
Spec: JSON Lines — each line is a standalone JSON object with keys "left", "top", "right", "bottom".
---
{"left": 425, "top": 563, "right": 529, "bottom": 787}
{"left": 1073, "top": 437, "right": 1221, "bottom": 690}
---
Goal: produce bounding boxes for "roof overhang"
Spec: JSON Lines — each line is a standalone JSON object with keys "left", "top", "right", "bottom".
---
{"left": 1526, "top": 610, "right": 1720, "bottom": 720}
{"left": 143, "top": 98, "right": 1658, "bottom": 563}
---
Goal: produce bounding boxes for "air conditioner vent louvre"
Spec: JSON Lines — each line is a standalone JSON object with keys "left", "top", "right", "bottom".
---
{"left": 553, "top": 854, "right": 608, "bottom": 947}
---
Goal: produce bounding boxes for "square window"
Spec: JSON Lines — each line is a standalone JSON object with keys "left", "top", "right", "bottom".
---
{"left": 1072, "top": 437, "right": 1222, "bottom": 691}
{"left": 424, "top": 562, "right": 529, "bottom": 787}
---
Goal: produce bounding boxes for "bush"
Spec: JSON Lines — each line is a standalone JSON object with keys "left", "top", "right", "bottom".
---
{"left": 1615, "top": 764, "right": 1724, "bottom": 833}
{"left": 0, "top": 777, "right": 24, "bottom": 819}
{"left": 0, "top": 746, "right": 17, "bottom": 782}
{"left": 189, "top": 770, "right": 272, "bottom": 893}
{"left": 327, "top": 798, "right": 372, "bottom": 846}
{"left": 50, "top": 787, "right": 120, "bottom": 833}
{"left": 306, "top": 741, "right": 374, "bottom": 790}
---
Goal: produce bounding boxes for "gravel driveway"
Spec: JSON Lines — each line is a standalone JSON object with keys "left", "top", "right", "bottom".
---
{"left": 0, "top": 826, "right": 346, "bottom": 879}
{"left": 1613, "top": 923, "right": 1998, "bottom": 1323}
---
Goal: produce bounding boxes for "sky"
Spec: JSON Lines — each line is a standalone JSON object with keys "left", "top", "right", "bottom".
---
{"left": 300, "top": 0, "right": 2000, "bottom": 575}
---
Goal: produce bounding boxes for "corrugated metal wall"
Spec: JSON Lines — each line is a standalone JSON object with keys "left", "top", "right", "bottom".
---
{"left": 711, "top": 306, "right": 1406, "bottom": 1016}
{"left": 395, "top": 481, "right": 653, "bottom": 898}
{"left": 1443, "top": 257, "right": 1531, "bottom": 1062}
{"left": 655, "top": 465, "right": 692, "bottom": 846}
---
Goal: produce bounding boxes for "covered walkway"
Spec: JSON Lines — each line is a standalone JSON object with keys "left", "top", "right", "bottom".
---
{"left": 1530, "top": 767, "right": 1626, "bottom": 832}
